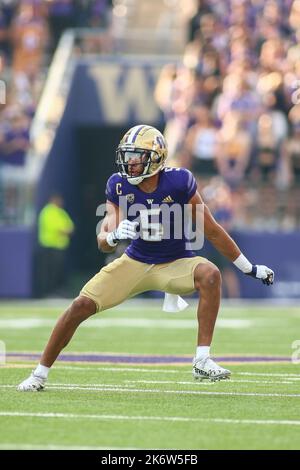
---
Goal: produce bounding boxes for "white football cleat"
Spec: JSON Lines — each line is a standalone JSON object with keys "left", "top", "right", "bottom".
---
{"left": 17, "top": 373, "right": 46, "bottom": 392}
{"left": 193, "top": 357, "right": 231, "bottom": 382}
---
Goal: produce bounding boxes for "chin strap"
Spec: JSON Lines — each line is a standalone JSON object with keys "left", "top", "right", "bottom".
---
{"left": 127, "top": 176, "right": 144, "bottom": 185}
{"left": 163, "top": 293, "right": 189, "bottom": 312}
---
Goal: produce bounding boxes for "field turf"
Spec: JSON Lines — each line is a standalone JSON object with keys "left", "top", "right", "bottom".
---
{"left": 0, "top": 300, "right": 299, "bottom": 450}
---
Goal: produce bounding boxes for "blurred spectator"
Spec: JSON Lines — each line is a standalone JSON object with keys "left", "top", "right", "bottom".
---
{"left": 48, "top": 0, "right": 75, "bottom": 52}
{"left": 0, "top": 0, "right": 17, "bottom": 61}
{"left": 74, "top": 0, "right": 92, "bottom": 27}
{"left": 187, "top": 0, "right": 212, "bottom": 43}
{"left": 215, "top": 74, "right": 261, "bottom": 132}
{"left": 35, "top": 194, "right": 74, "bottom": 297}
{"left": 253, "top": 93, "right": 288, "bottom": 184}
{"left": 89, "top": 0, "right": 113, "bottom": 28}
{"left": 0, "top": 8, "right": 10, "bottom": 59}
{"left": 282, "top": 120, "right": 300, "bottom": 187}
{"left": 0, "top": 51, "right": 9, "bottom": 88}
{"left": 255, "top": 113, "right": 279, "bottom": 183}
{"left": 215, "top": 111, "right": 251, "bottom": 189}
{"left": 11, "top": 3, "right": 48, "bottom": 79}
{"left": 156, "top": 66, "right": 194, "bottom": 161}
{"left": 289, "top": 0, "right": 300, "bottom": 32}
{"left": 1, "top": 109, "right": 30, "bottom": 166}
{"left": 182, "top": 104, "right": 218, "bottom": 176}
{"left": 154, "top": 64, "right": 178, "bottom": 120}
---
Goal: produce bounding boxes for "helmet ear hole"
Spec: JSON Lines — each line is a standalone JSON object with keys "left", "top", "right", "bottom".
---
{"left": 151, "top": 153, "right": 161, "bottom": 163}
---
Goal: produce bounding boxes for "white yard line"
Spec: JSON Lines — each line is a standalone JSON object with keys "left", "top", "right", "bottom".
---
{"left": 0, "top": 384, "right": 129, "bottom": 390}
{"left": 2, "top": 364, "right": 182, "bottom": 373}
{"left": 124, "top": 379, "right": 298, "bottom": 386}
{"left": 48, "top": 381, "right": 215, "bottom": 387}
{"left": 1, "top": 384, "right": 300, "bottom": 397}
{"left": 2, "top": 376, "right": 296, "bottom": 389}
{"left": 0, "top": 444, "right": 138, "bottom": 450}
{"left": 49, "top": 382, "right": 130, "bottom": 388}
{"left": 237, "top": 372, "right": 300, "bottom": 378}
{"left": 0, "top": 411, "right": 300, "bottom": 427}
{"left": 54, "top": 366, "right": 183, "bottom": 373}
{"left": 47, "top": 386, "right": 300, "bottom": 398}
{"left": 4, "top": 365, "right": 300, "bottom": 378}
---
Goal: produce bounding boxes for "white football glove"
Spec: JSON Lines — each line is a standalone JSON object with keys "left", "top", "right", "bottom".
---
{"left": 106, "top": 219, "right": 138, "bottom": 246}
{"left": 246, "top": 265, "right": 274, "bottom": 285}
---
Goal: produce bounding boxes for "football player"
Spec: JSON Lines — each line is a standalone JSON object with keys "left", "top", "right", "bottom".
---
{"left": 17, "top": 125, "right": 274, "bottom": 391}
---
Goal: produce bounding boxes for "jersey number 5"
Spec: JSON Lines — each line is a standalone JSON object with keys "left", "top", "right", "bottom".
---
{"left": 139, "top": 209, "right": 163, "bottom": 241}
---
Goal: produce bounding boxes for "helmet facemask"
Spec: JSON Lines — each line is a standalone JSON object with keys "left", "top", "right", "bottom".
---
{"left": 116, "top": 147, "right": 163, "bottom": 185}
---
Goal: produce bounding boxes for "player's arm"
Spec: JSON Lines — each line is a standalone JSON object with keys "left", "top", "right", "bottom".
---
{"left": 97, "top": 201, "right": 120, "bottom": 253}
{"left": 189, "top": 191, "right": 274, "bottom": 285}
{"left": 97, "top": 200, "right": 138, "bottom": 253}
{"left": 190, "top": 190, "right": 241, "bottom": 260}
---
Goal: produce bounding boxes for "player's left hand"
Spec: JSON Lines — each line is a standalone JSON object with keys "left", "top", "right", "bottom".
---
{"left": 246, "top": 265, "right": 274, "bottom": 285}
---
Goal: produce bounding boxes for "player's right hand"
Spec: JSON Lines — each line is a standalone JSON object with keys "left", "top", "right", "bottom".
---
{"left": 113, "top": 219, "right": 138, "bottom": 241}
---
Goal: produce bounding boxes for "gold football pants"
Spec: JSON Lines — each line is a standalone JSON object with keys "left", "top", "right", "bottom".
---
{"left": 80, "top": 253, "right": 208, "bottom": 312}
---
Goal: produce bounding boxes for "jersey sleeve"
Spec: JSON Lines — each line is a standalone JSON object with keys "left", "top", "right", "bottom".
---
{"left": 186, "top": 169, "right": 197, "bottom": 200}
{"left": 105, "top": 174, "right": 120, "bottom": 206}
{"left": 181, "top": 168, "right": 197, "bottom": 202}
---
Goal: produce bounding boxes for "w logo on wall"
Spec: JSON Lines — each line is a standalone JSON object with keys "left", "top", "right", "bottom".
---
{"left": 87, "top": 59, "right": 166, "bottom": 124}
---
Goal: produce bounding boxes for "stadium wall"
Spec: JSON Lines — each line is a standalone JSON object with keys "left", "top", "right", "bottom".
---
{"left": 203, "top": 232, "right": 300, "bottom": 299}
{"left": 0, "top": 227, "right": 33, "bottom": 297}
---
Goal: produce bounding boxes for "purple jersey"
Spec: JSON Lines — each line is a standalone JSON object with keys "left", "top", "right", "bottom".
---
{"left": 105, "top": 167, "right": 197, "bottom": 264}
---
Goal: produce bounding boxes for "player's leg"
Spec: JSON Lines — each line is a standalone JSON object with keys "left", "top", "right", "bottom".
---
{"left": 17, "top": 296, "right": 97, "bottom": 391}
{"left": 40, "top": 296, "right": 97, "bottom": 368}
{"left": 193, "top": 261, "right": 222, "bottom": 347}
{"left": 150, "top": 257, "right": 222, "bottom": 343}
{"left": 17, "top": 254, "right": 150, "bottom": 391}
{"left": 149, "top": 256, "right": 230, "bottom": 381}
{"left": 193, "top": 261, "right": 231, "bottom": 381}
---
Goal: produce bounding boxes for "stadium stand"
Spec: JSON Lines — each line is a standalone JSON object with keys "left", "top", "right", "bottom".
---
{"left": 0, "top": 0, "right": 113, "bottom": 225}
{"left": 156, "top": 0, "right": 300, "bottom": 231}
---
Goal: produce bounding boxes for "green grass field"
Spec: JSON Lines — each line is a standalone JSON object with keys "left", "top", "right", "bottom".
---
{"left": 0, "top": 300, "right": 300, "bottom": 450}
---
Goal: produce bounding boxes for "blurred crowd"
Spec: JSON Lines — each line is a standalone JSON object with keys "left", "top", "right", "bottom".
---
{"left": 155, "top": 0, "right": 300, "bottom": 231}
{"left": 1, "top": 0, "right": 300, "bottom": 232}
{"left": 0, "top": 0, "right": 112, "bottom": 169}
{"left": 0, "top": 0, "right": 112, "bottom": 224}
